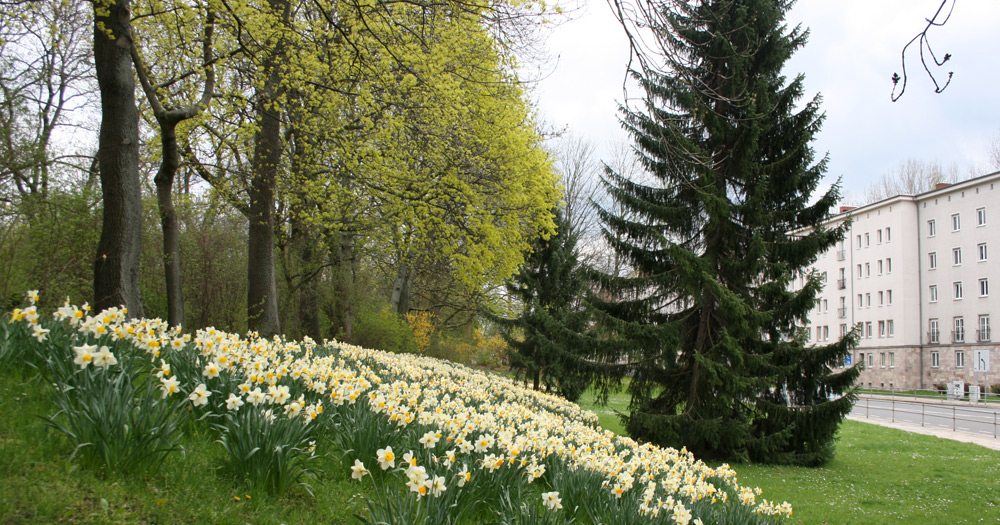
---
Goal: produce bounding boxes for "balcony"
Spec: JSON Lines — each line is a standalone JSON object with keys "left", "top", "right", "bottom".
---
{"left": 952, "top": 329, "right": 965, "bottom": 344}
{"left": 837, "top": 307, "right": 847, "bottom": 319}
{"left": 927, "top": 330, "right": 940, "bottom": 344}
{"left": 836, "top": 250, "right": 846, "bottom": 261}
{"left": 978, "top": 328, "right": 992, "bottom": 342}
{"left": 837, "top": 278, "right": 846, "bottom": 290}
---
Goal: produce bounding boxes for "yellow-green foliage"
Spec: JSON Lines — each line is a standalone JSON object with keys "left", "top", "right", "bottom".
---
{"left": 404, "top": 311, "right": 436, "bottom": 355}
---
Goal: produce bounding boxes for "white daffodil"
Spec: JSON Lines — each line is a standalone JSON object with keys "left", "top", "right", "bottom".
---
{"left": 93, "top": 346, "right": 118, "bottom": 369}
{"left": 73, "top": 343, "right": 97, "bottom": 369}
{"left": 188, "top": 383, "right": 211, "bottom": 407}
{"left": 225, "top": 393, "right": 245, "bottom": 411}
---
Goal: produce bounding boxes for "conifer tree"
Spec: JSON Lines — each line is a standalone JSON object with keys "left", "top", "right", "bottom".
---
{"left": 494, "top": 208, "right": 591, "bottom": 402}
{"left": 594, "top": 0, "right": 860, "bottom": 465}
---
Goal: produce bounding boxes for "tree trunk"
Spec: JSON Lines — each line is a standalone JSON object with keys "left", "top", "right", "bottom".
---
{"left": 155, "top": 119, "right": 184, "bottom": 328}
{"left": 247, "top": 66, "right": 282, "bottom": 337}
{"left": 92, "top": 0, "right": 144, "bottom": 318}
{"left": 390, "top": 263, "right": 411, "bottom": 316}
{"left": 294, "top": 226, "right": 322, "bottom": 341}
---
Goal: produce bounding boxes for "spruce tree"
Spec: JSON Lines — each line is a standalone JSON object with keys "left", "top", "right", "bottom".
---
{"left": 493, "top": 208, "right": 592, "bottom": 402}
{"left": 594, "top": 0, "right": 860, "bottom": 465}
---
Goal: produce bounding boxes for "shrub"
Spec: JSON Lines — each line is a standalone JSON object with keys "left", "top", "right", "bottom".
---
{"left": 352, "top": 305, "right": 417, "bottom": 354}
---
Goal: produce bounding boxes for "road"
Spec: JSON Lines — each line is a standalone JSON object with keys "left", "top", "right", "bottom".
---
{"left": 850, "top": 396, "right": 1000, "bottom": 439}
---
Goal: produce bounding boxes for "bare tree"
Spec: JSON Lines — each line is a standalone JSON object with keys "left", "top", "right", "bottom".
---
{"left": 551, "top": 133, "right": 600, "bottom": 243}
{"left": 863, "top": 158, "right": 960, "bottom": 203}
{"left": 0, "top": 1, "right": 94, "bottom": 200}
{"left": 988, "top": 130, "right": 1000, "bottom": 172}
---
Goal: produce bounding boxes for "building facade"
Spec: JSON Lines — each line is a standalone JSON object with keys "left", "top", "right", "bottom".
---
{"left": 806, "top": 172, "right": 999, "bottom": 391}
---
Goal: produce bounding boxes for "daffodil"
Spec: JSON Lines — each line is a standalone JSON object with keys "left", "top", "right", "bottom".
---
{"left": 225, "top": 393, "right": 244, "bottom": 411}
{"left": 188, "top": 383, "right": 211, "bottom": 407}
{"left": 351, "top": 459, "right": 369, "bottom": 480}
{"left": 455, "top": 464, "right": 471, "bottom": 487}
{"left": 32, "top": 325, "right": 49, "bottom": 342}
{"left": 203, "top": 361, "right": 221, "bottom": 379}
{"left": 160, "top": 376, "right": 181, "bottom": 398}
{"left": 73, "top": 343, "right": 97, "bottom": 369}
{"left": 93, "top": 346, "right": 118, "bottom": 369}
{"left": 376, "top": 446, "right": 395, "bottom": 470}
{"left": 542, "top": 491, "right": 563, "bottom": 511}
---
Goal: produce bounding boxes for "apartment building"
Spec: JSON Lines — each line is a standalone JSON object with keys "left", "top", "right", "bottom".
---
{"left": 806, "top": 171, "right": 999, "bottom": 390}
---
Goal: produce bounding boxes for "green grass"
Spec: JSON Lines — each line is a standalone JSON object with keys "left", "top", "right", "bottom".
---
{"left": 578, "top": 383, "right": 1000, "bottom": 524}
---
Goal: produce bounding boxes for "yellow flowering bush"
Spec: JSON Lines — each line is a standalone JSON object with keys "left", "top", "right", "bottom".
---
{"left": 2, "top": 293, "right": 792, "bottom": 522}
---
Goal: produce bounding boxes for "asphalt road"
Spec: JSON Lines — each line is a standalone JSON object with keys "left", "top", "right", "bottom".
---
{"left": 850, "top": 397, "right": 1000, "bottom": 439}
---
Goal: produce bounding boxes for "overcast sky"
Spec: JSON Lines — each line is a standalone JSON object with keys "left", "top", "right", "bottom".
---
{"left": 532, "top": 0, "right": 1000, "bottom": 200}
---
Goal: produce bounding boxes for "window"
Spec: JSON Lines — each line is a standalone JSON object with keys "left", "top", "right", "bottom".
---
{"left": 978, "top": 243, "right": 988, "bottom": 262}
{"left": 931, "top": 351, "right": 940, "bottom": 368}
{"left": 929, "top": 285, "right": 938, "bottom": 302}
{"left": 886, "top": 258, "right": 892, "bottom": 273}
{"left": 856, "top": 234, "right": 862, "bottom": 248}
{"left": 885, "top": 227, "right": 891, "bottom": 242}
{"left": 952, "top": 213, "right": 961, "bottom": 231}
{"left": 877, "top": 229, "right": 883, "bottom": 244}
{"left": 867, "top": 353, "right": 874, "bottom": 368}
{"left": 878, "top": 291, "right": 884, "bottom": 306}
{"left": 954, "top": 317, "right": 965, "bottom": 343}
{"left": 822, "top": 271, "right": 828, "bottom": 283}
{"left": 822, "top": 299, "right": 828, "bottom": 312}
{"left": 980, "top": 278, "right": 989, "bottom": 297}
{"left": 954, "top": 281, "right": 963, "bottom": 300}
{"left": 929, "top": 318, "right": 940, "bottom": 343}
{"left": 880, "top": 352, "right": 886, "bottom": 368}
{"left": 929, "top": 252, "right": 937, "bottom": 269}
{"left": 857, "top": 264, "right": 863, "bottom": 278}
{"left": 953, "top": 247, "right": 962, "bottom": 266}
{"left": 865, "top": 263, "right": 870, "bottom": 277}
{"left": 887, "top": 289, "right": 893, "bottom": 305}
{"left": 928, "top": 219, "right": 936, "bottom": 237}
{"left": 979, "top": 315, "right": 991, "bottom": 342}
{"left": 806, "top": 327, "right": 811, "bottom": 341}
{"left": 866, "top": 293, "right": 871, "bottom": 307}
{"left": 887, "top": 319, "right": 895, "bottom": 337}
{"left": 889, "top": 351, "right": 895, "bottom": 368}
{"left": 840, "top": 323, "right": 848, "bottom": 337}
{"left": 956, "top": 350, "right": 965, "bottom": 368}
{"left": 816, "top": 326, "right": 822, "bottom": 341}
{"left": 857, "top": 293, "right": 863, "bottom": 308}
{"left": 865, "top": 321, "right": 873, "bottom": 338}
{"left": 865, "top": 233, "right": 870, "bottom": 247}
{"left": 823, "top": 325, "right": 829, "bottom": 341}
{"left": 878, "top": 320, "right": 886, "bottom": 338}
{"left": 977, "top": 207, "right": 986, "bottom": 226}
{"left": 877, "top": 259, "right": 883, "bottom": 275}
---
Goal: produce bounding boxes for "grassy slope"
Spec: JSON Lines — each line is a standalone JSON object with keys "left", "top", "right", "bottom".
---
{"left": 577, "top": 387, "right": 1000, "bottom": 524}
{"left": 0, "top": 369, "right": 368, "bottom": 524}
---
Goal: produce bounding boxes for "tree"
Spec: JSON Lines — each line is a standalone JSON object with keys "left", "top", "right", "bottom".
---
{"left": 860, "top": 159, "right": 959, "bottom": 204}
{"left": 493, "top": 208, "right": 591, "bottom": 401}
{"left": 92, "top": 0, "right": 145, "bottom": 317}
{"left": 131, "top": 0, "right": 219, "bottom": 329}
{"left": 594, "top": 0, "right": 859, "bottom": 465}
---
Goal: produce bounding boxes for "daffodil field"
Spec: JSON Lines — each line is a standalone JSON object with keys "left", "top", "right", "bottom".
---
{"left": 1, "top": 292, "right": 792, "bottom": 524}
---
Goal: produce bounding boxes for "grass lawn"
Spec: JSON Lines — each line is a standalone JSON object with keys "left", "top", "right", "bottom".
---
{"left": 577, "top": 385, "right": 1000, "bottom": 524}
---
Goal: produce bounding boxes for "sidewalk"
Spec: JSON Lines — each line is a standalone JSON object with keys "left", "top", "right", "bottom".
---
{"left": 847, "top": 414, "right": 1000, "bottom": 451}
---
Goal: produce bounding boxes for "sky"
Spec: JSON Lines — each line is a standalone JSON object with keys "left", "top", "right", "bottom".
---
{"left": 531, "top": 0, "right": 1000, "bottom": 200}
